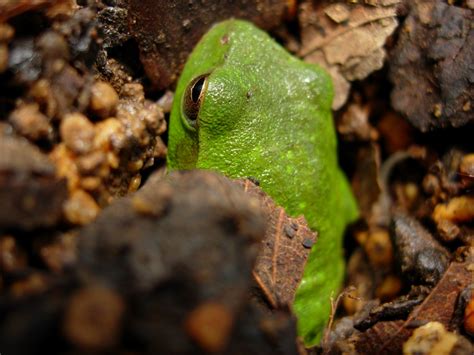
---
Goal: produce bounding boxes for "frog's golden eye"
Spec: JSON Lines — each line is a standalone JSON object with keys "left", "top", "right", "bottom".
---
{"left": 183, "top": 74, "right": 209, "bottom": 127}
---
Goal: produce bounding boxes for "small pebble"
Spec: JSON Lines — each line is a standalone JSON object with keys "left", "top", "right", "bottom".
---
{"left": 436, "top": 219, "right": 460, "bottom": 242}
{"left": 89, "top": 81, "right": 119, "bottom": 118}
{"left": 63, "top": 190, "right": 100, "bottom": 225}
{"left": 363, "top": 229, "right": 393, "bottom": 268}
{"left": 60, "top": 113, "right": 95, "bottom": 154}
{"left": 128, "top": 174, "right": 141, "bottom": 192}
{"left": 433, "top": 196, "right": 474, "bottom": 224}
{"left": 28, "top": 79, "right": 57, "bottom": 118}
{"left": 9, "top": 103, "right": 52, "bottom": 141}
{"left": 49, "top": 143, "right": 80, "bottom": 191}
{"left": 80, "top": 176, "right": 102, "bottom": 191}
{"left": 76, "top": 151, "right": 106, "bottom": 175}
{"left": 403, "top": 322, "right": 472, "bottom": 355}
{"left": 93, "top": 118, "right": 125, "bottom": 151}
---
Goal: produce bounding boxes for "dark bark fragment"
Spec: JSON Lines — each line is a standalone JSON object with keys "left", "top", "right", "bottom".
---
{"left": 389, "top": 0, "right": 474, "bottom": 131}
{"left": 127, "top": 0, "right": 288, "bottom": 89}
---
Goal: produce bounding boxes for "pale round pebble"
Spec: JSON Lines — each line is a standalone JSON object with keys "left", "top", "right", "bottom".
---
{"left": 90, "top": 81, "right": 119, "bottom": 118}
{"left": 60, "top": 113, "right": 95, "bottom": 154}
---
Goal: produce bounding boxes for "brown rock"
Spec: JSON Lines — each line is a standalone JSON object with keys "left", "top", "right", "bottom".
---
{"left": 49, "top": 143, "right": 80, "bottom": 191}
{"left": 391, "top": 213, "right": 449, "bottom": 285}
{"left": 433, "top": 196, "right": 474, "bottom": 224}
{"left": 89, "top": 80, "right": 119, "bottom": 118}
{"left": 63, "top": 189, "right": 100, "bottom": 225}
{"left": 60, "top": 113, "right": 95, "bottom": 155}
{"left": 389, "top": 0, "right": 474, "bottom": 131}
{"left": 93, "top": 117, "right": 125, "bottom": 151}
{"left": 9, "top": 103, "right": 53, "bottom": 141}
{"left": 403, "top": 321, "right": 473, "bottom": 355}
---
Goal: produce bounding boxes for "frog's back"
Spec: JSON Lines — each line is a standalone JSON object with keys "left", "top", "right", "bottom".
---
{"left": 198, "top": 20, "right": 348, "bottom": 228}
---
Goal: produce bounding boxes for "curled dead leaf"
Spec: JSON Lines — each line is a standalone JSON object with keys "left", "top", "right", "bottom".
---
{"left": 236, "top": 179, "right": 317, "bottom": 309}
{"left": 299, "top": 1, "right": 400, "bottom": 109}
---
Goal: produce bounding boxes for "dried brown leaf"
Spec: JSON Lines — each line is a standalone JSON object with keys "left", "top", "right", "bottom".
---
{"left": 299, "top": 1, "right": 400, "bottom": 109}
{"left": 237, "top": 179, "right": 317, "bottom": 308}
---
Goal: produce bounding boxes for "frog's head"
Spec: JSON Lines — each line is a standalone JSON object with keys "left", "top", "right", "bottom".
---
{"left": 167, "top": 63, "right": 256, "bottom": 174}
{"left": 167, "top": 19, "right": 334, "bottom": 181}
{"left": 167, "top": 20, "right": 269, "bottom": 174}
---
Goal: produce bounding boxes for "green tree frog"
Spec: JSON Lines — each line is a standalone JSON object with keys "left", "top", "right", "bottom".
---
{"left": 167, "top": 19, "right": 358, "bottom": 346}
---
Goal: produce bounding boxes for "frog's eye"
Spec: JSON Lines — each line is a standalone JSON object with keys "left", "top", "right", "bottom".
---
{"left": 183, "top": 74, "right": 209, "bottom": 127}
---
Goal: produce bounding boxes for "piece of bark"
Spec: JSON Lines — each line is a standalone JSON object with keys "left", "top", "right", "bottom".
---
{"left": 389, "top": 0, "right": 474, "bottom": 131}
{"left": 237, "top": 179, "right": 317, "bottom": 309}
{"left": 0, "top": 135, "right": 67, "bottom": 229}
{"left": 126, "top": 0, "right": 289, "bottom": 90}
{"left": 391, "top": 213, "right": 450, "bottom": 285}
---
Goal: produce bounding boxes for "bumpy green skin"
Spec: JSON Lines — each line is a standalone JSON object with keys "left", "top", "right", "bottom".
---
{"left": 167, "top": 20, "right": 358, "bottom": 345}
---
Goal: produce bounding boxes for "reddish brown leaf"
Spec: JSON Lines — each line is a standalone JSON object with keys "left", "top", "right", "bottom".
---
{"left": 237, "top": 179, "right": 317, "bottom": 308}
